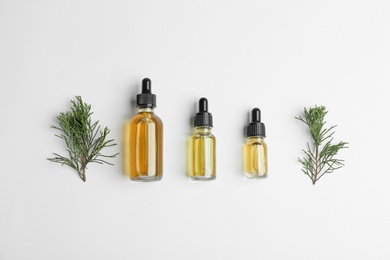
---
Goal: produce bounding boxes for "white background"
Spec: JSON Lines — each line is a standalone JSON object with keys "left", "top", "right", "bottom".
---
{"left": 1, "top": 0, "right": 390, "bottom": 259}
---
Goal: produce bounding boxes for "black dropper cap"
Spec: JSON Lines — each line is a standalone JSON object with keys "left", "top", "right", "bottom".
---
{"left": 136, "top": 78, "right": 156, "bottom": 108}
{"left": 247, "top": 108, "right": 266, "bottom": 137}
{"left": 194, "top": 97, "right": 213, "bottom": 127}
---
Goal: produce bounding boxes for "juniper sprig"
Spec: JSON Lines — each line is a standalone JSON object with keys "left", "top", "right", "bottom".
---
{"left": 296, "top": 106, "right": 348, "bottom": 185}
{"left": 48, "top": 96, "right": 118, "bottom": 182}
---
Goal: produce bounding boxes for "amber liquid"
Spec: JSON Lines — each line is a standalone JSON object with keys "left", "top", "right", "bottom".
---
{"left": 245, "top": 136, "right": 268, "bottom": 178}
{"left": 190, "top": 127, "right": 216, "bottom": 180}
{"left": 129, "top": 108, "right": 163, "bottom": 181}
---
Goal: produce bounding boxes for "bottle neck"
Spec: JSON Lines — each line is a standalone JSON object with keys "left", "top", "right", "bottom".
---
{"left": 137, "top": 107, "right": 154, "bottom": 113}
{"left": 194, "top": 126, "right": 212, "bottom": 134}
{"left": 247, "top": 135, "right": 264, "bottom": 140}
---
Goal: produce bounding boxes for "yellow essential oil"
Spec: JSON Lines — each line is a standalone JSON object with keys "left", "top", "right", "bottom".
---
{"left": 245, "top": 108, "right": 268, "bottom": 179}
{"left": 190, "top": 98, "right": 216, "bottom": 180}
{"left": 129, "top": 78, "right": 163, "bottom": 181}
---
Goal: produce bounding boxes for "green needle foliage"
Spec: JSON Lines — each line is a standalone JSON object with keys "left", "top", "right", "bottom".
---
{"left": 48, "top": 96, "right": 118, "bottom": 182}
{"left": 296, "top": 106, "right": 348, "bottom": 185}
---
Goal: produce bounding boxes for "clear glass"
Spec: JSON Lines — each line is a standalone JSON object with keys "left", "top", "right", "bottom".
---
{"left": 245, "top": 136, "right": 268, "bottom": 179}
{"left": 190, "top": 126, "right": 216, "bottom": 180}
{"left": 129, "top": 107, "right": 163, "bottom": 181}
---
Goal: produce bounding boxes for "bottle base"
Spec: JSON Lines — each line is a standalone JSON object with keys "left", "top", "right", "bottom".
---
{"left": 131, "top": 176, "right": 162, "bottom": 182}
{"left": 191, "top": 176, "right": 216, "bottom": 181}
{"left": 245, "top": 173, "right": 267, "bottom": 179}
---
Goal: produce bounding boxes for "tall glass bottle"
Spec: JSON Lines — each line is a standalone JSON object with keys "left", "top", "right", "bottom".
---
{"left": 245, "top": 108, "right": 268, "bottom": 179}
{"left": 190, "top": 98, "right": 216, "bottom": 180}
{"left": 129, "top": 78, "right": 163, "bottom": 181}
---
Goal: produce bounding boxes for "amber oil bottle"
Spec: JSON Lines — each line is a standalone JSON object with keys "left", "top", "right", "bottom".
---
{"left": 245, "top": 108, "right": 268, "bottom": 179}
{"left": 190, "top": 98, "right": 216, "bottom": 180}
{"left": 129, "top": 78, "right": 163, "bottom": 181}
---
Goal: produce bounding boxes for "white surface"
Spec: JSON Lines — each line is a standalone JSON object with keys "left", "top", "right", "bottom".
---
{"left": 1, "top": 0, "right": 390, "bottom": 259}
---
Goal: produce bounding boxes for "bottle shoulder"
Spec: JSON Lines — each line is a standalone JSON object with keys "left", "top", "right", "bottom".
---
{"left": 151, "top": 113, "right": 163, "bottom": 125}
{"left": 246, "top": 137, "right": 267, "bottom": 146}
{"left": 130, "top": 112, "right": 163, "bottom": 126}
{"left": 192, "top": 132, "right": 216, "bottom": 140}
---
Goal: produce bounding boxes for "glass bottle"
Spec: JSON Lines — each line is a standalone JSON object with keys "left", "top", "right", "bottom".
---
{"left": 129, "top": 78, "right": 163, "bottom": 181}
{"left": 190, "top": 98, "right": 216, "bottom": 180}
{"left": 245, "top": 108, "right": 268, "bottom": 179}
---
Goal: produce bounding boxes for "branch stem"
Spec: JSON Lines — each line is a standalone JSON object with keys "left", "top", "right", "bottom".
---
{"left": 313, "top": 144, "right": 319, "bottom": 185}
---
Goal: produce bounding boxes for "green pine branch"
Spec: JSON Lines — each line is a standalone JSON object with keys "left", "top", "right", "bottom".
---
{"left": 48, "top": 96, "right": 119, "bottom": 182}
{"left": 296, "top": 106, "right": 348, "bottom": 185}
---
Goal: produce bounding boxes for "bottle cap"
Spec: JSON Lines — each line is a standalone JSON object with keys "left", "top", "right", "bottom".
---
{"left": 194, "top": 97, "right": 213, "bottom": 127}
{"left": 136, "top": 78, "right": 156, "bottom": 108}
{"left": 247, "top": 108, "right": 266, "bottom": 137}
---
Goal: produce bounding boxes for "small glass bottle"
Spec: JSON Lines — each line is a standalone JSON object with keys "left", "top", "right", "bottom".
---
{"left": 129, "top": 78, "right": 163, "bottom": 181}
{"left": 190, "top": 98, "right": 216, "bottom": 181}
{"left": 245, "top": 108, "right": 268, "bottom": 179}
